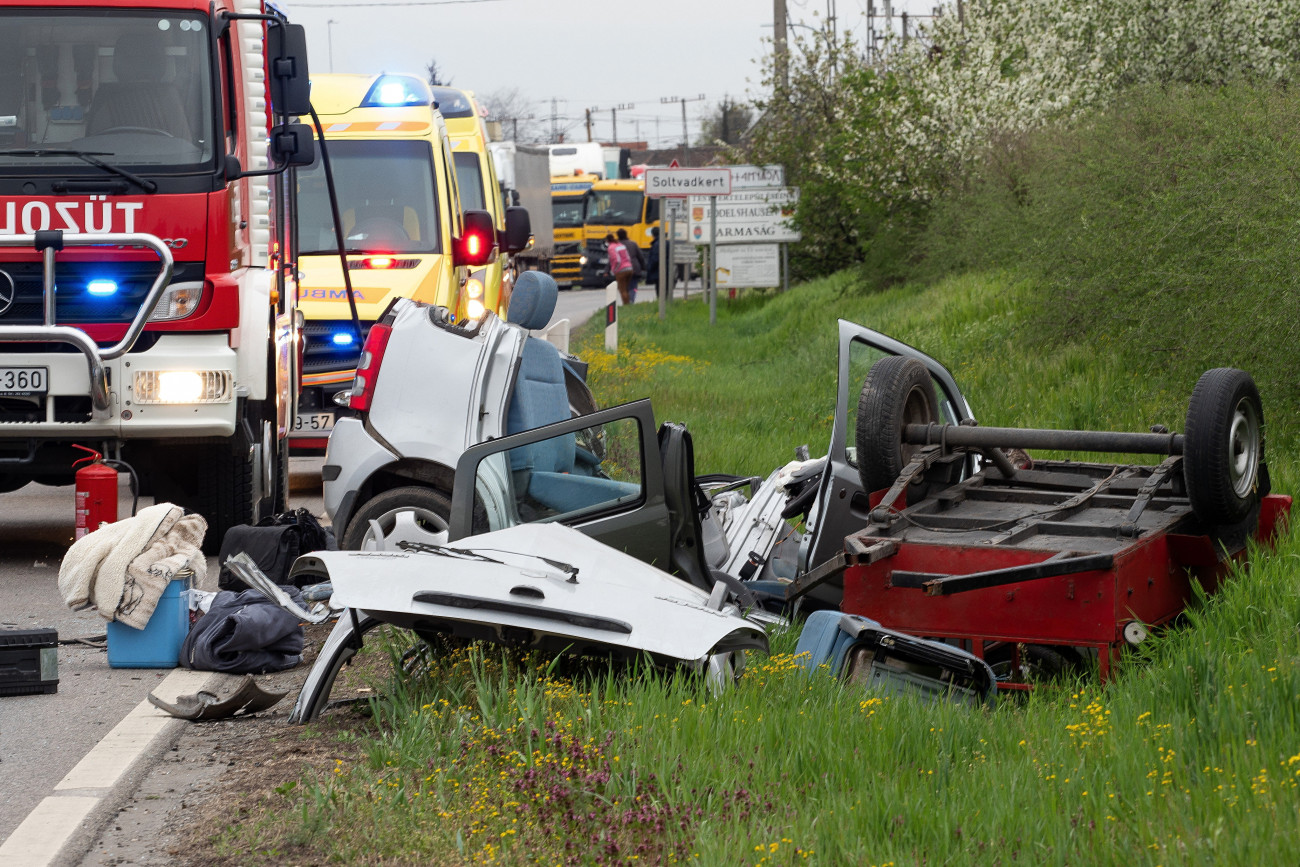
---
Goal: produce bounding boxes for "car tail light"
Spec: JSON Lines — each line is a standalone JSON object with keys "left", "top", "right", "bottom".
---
{"left": 347, "top": 322, "right": 393, "bottom": 412}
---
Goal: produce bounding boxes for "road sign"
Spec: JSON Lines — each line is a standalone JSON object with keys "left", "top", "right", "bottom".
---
{"left": 644, "top": 167, "right": 731, "bottom": 197}
{"left": 689, "top": 187, "right": 800, "bottom": 244}
{"left": 716, "top": 245, "right": 780, "bottom": 288}
{"left": 725, "top": 164, "right": 785, "bottom": 191}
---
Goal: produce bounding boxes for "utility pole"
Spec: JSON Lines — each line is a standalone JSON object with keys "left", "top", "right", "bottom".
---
{"left": 585, "top": 108, "right": 592, "bottom": 142}
{"left": 609, "top": 103, "right": 633, "bottom": 146}
{"left": 549, "top": 97, "right": 558, "bottom": 144}
{"left": 773, "top": 0, "right": 788, "bottom": 89}
{"left": 660, "top": 94, "right": 705, "bottom": 165}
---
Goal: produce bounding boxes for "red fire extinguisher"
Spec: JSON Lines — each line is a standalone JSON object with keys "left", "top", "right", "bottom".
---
{"left": 73, "top": 444, "right": 118, "bottom": 539}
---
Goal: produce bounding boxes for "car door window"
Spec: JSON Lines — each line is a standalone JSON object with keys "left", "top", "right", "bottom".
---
{"left": 845, "top": 337, "right": 966, "bottom": 468}
{"left": 473, "top": 416, "right": 644, "bottom": 532}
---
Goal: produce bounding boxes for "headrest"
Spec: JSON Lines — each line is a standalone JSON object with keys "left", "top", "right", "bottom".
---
{"left": 113, "top": 33, "right": 166, "bottom": 84}
{"left": 507, "top": 271, "right": 558, "bottom": 331}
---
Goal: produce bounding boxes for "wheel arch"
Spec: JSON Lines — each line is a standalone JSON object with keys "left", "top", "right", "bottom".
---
{"left": 339, "top": 457, "right": 456, "bottom": 539}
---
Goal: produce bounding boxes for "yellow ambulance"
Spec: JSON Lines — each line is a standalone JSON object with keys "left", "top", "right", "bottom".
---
{"left": 293, "top": 73, "right": 497, "bottom": 451}
{"left": 431, "top": 86, "right": 512, "bottom": 314}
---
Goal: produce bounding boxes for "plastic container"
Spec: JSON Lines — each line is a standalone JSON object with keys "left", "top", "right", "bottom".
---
{"left": 106, "top": 572, "right": 192, "bottom": 669}
{"left": 0, "top": 628, "right": 59, "bottom": 696}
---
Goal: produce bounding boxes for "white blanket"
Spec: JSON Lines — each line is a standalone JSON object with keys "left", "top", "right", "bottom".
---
{"left": 58, "top": 503, "right": 208, "bottom": 629}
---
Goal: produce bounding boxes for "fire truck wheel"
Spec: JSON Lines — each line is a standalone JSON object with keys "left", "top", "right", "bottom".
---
{"left": 186, "top": 430, "right": 257, "bottom": 554}
{"left": 343, "top": 486, "right": 451, "bottom": 551}
{"left": 1183, "top": 367, "right": 1265, "bottom": 526}
{"left": 855, "top": 356, "right": 940, "bottom": 496}
{"left": 0, "top": 473, "right": 26, "bottom": 494}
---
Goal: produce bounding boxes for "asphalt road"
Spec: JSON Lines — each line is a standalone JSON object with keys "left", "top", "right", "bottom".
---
{"left": 0, "top": 278, "right": 645, "bottom": 856}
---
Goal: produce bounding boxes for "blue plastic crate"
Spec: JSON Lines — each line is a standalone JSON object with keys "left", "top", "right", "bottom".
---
{"left": 106, "top": 578, "right": 189, "bottom": 669}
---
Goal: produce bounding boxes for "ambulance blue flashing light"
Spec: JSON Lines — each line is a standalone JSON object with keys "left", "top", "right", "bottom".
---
{"left": 332, "top": 331, "right": 356, "bottom": 347}
{"left": 361, "top": 75, "right": 433, "bottom": 108}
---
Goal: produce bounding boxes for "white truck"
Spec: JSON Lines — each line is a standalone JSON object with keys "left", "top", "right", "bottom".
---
{"left": 489, "top": 142, "right": 553, "bottom": 275}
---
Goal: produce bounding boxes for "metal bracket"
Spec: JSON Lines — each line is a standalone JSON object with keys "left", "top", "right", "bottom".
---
{"left": 785, "top": 538, "right": 898, "bottom": 601}
{"left": 869, "top": 446, "right": 942, "bottom": 525}
{"left": 1120, "top": 455, "right": 1182, "bottom": 537}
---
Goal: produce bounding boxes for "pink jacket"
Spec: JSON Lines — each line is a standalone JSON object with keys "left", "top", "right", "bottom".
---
{"left": 608, "top": 241, "right": 633, "bottom": 275}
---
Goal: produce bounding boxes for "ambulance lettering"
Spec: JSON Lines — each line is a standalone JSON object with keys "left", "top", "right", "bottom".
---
{"left": 304, "top": 288, "right": 366, "bottom": 300}
{"left": 0, "top": 199, "right": 145, "bottom": 235}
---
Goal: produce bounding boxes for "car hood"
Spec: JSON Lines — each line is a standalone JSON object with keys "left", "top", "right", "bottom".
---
{"left": 290, "top": 523, "right": 770, "bottom": 664}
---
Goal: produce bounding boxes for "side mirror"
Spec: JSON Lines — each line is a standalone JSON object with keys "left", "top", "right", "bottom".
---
{"left": 270, "top": 123, "right": 316, "bottom": 167}
{"left": 454, "top": 210, "right": 497, "bottom": 267}
{"left": 267, "top": 23, "right": 311, "bottom": 117}
{"left": 500, "top": 207, "right": 531, "bottom": 254}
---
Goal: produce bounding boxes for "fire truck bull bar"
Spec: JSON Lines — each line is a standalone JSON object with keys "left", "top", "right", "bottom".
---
{"left": 0, "top": 231, "right": 174, "bottom": 413}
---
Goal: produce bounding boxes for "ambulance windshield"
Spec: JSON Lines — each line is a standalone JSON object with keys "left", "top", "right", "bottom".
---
{"left": 298, "top": 140, "right": 443, "bottom": 255}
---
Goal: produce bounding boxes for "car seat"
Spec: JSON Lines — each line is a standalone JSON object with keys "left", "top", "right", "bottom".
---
{"left": 503, "top": 272, "right": 637, "bottom": 514}
{"left": 86, "top": 32, "right": 192, "bottom": 140}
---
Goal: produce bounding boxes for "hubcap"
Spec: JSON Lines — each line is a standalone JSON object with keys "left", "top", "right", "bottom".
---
{"left": 362, "top": 506, "right": 449, "bottom": 551}
{"left": 1227, "top": 398, "right": 1261, "bottom": 499}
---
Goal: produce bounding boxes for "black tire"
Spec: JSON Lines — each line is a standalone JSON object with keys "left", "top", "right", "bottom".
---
{"left": 187, "top": 428, "right": 257, "bottom": 554}
{"left": 1183, "top": 368, "right": 1264, "bottom": 525}
{"left": 855, "top": 356, "right": 939, "bottom": 495}
{"left": 342, "top": 485, "right": 451, "bottom": 551}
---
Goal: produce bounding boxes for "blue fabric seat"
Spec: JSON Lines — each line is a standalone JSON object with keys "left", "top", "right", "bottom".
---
{"left": 503, "top": 272, "right": 636, "bottom": 516}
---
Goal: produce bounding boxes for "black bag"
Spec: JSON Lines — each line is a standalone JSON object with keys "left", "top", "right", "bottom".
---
{"left": 217, "top": 508, "right": 335, "bottom": 590}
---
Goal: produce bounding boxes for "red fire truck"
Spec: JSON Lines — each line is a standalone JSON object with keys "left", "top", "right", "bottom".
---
{"left": 0, "top": 0, "right": 313, "bottom": 546}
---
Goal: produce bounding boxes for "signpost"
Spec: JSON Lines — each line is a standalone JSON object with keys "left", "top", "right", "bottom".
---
{"left": 688, "top": 188, "right": 800, "bottom": 244}
{"left": 645, "top": 165, "right": 732, "bottom": 325}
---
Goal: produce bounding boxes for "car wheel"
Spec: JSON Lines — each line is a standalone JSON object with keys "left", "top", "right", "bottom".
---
{"left": 342, "top": 485, "right": 451, "bottom": 551}
{"left": 855, "top": 356, "right": 939, "bottom": 495}
{"left": 1183, "top": 367, "right": 1265, "bottom": 525}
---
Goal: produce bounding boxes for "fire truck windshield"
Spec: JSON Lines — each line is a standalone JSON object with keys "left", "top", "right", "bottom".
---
{"left": 297, "top": 140, "right": 443, "bottom": 255}
{"left": 0, "top": 11, "right": 215, "bottom": 174}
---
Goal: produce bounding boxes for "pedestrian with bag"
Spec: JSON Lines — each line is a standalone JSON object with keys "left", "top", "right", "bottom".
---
{"left": 606, "top": 232, "right": 634, "bottom": 305}
{"left": 617, "top": 228, "right": 645, "bottom": 303}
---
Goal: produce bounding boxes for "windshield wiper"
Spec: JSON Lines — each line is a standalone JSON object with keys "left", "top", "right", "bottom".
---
{"left": 0, "top": 148, "right": 158, "bottom": 193}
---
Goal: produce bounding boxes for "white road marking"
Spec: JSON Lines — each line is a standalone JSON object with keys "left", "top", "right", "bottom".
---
{"left": 0, "top": 668, "right": 217, "bottom": 866}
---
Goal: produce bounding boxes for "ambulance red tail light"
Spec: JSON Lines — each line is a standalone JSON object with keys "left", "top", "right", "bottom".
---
{"left": 347, "top": 323, "right": 393, "bottom": 413}
{"left": 454, "top": 209, "right": 496, "bottom": 267}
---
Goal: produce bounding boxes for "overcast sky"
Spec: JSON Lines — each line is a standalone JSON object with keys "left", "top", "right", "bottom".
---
{"left": 286, "top": 0, "right": 941, "bottom": 147}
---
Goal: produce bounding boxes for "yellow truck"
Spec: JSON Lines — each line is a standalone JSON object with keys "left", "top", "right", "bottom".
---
{"left": 292, "top": 73, "right": 509, "bottom": 452}
{"left": 581, "top": 178, "right": 660, "bottom": 287}
{"left": 550, "top": 173, "right": 598, "bottom": 287}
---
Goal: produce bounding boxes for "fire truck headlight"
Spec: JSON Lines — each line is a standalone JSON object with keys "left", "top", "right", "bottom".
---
{"left": 133, "top": 370, "right": 233, "bottom": 404}
{"left": 147, "top": 281, "right": 205, "bottom": 322}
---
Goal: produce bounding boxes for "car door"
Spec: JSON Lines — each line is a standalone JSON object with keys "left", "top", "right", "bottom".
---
{"left": 800, "top": 320, "right": 974, "bottom": 576}
{"left": 450, "top": 399, "right": 674, "bottom": 568}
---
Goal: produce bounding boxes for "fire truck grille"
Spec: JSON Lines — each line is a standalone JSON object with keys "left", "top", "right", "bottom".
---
{"left": 0, "top": 261, "right": 206, "bottom": 325}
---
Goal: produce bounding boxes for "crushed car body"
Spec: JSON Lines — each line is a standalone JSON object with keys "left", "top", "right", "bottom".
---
{"left": 287, "top": 523, "right": 770, "bottom": 724}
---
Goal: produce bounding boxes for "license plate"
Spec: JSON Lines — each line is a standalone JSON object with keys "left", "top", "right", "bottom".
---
{"left": 294, "top": 412, "right": 334, "bottom": 433}
{"left": 0, "top": 367, "right": 48, "bottom": 396}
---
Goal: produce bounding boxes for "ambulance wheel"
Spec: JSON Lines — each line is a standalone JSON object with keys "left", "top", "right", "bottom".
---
{"left": 1183, "top": 368, "right": 1264, "bottom": 525}
{"left": 343, "top": 486, "right": 451, "bottom": 551}
{"left": 855, "top": 356, "right": 939, "bottom": 495}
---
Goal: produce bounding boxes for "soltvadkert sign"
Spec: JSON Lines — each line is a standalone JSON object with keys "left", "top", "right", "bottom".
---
{"left": 689, "top": 187, "right": 800, "bottom": 244}
{"left": 715, "top": 244, "right": 780, "bottom": 288}
{"left": 644, "top": 167, "right": 731, "bottom": 197}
